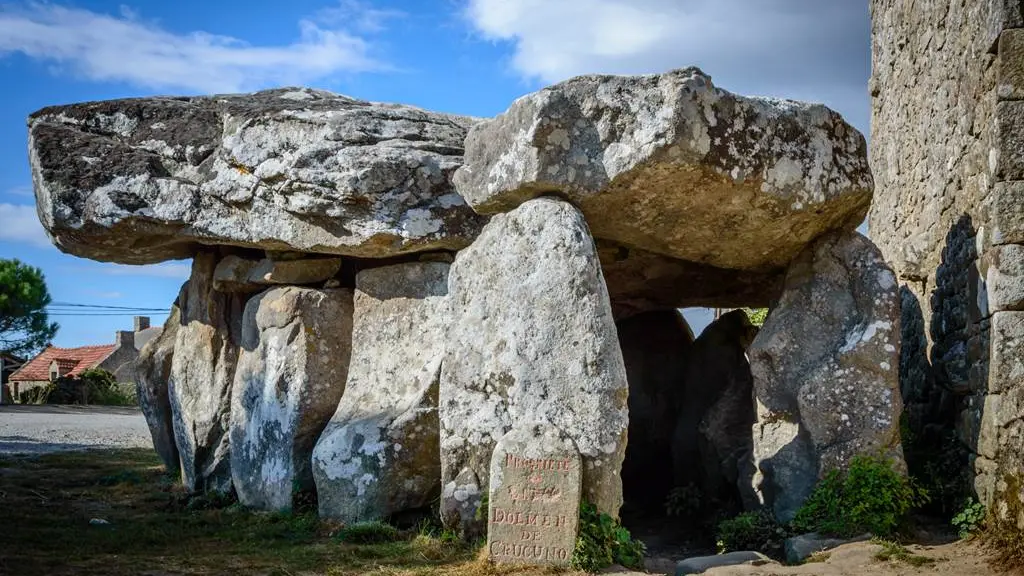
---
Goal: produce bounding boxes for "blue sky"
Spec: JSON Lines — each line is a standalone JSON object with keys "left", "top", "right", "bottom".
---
{"left": 0, "top": 0, "right": 870, "bottom": 347}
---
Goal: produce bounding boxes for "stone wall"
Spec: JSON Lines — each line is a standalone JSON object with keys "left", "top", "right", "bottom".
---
{"left": 870, "top": 0, "right": 1024, "bottom": 532}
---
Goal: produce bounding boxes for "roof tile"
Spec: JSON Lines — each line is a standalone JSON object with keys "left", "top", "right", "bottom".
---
{"left": 8, "top": 344, "right": 116, "bottom": 382}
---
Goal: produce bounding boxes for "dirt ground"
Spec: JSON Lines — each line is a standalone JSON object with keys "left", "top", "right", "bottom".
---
{"left": 681, "top": 539, "right": 1013, "bottom": 576}
{"left": 0, "top": 447, "right": 1015, "bottom": 576}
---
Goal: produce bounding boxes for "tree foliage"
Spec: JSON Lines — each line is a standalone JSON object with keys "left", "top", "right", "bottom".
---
{"left": 0, "top": 258, "right": 58, "bottom": 356}
{"left": 741, "top": 307, "right": 769, "bottom": 327}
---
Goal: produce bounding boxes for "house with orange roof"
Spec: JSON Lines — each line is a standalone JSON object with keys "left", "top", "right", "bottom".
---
{"left": 5, "top": 316, "right": 163, "bottom": 403}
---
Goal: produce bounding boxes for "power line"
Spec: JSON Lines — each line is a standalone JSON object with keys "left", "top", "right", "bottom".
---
{"left": 46, "top": 312, "right": 170, "bottom": 317}
{"left": 48, "top": 301, "right": 170, "bottom": 312}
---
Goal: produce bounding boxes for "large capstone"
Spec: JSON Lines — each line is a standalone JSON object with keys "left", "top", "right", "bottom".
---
{"left": 747, "top": 231, "right": 904, "bottom": 521}
{"left": 312, "top": 262, "right": 448, "bottom": 522}
{"left": 439, "top": 197, "right": 628, "bottom": 533}
{"left": 598, "top": 241, "right": 782, "bottom": 318}
{"left": 135, "top": 300, "right": 181, "bottom": 472}
{"left": 169, "top": 251, "right": 244, "bottom": 493}
{"left": 454, "top": 67, "right": 872, "bottom": 273}
{"left": 28, "top": 88, "right": 486, "bottom": 264}
{"left": 230, "top": 286, "right": 353, "bottom": 511}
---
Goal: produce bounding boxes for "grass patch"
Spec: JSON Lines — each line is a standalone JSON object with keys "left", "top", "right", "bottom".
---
{"left": 872, "top": 538, "right": 935, "bottom": 567}
{"left": 0, "top": 449, "right": 573, "bottom": 576}
{"left": 338, "top": 521, "right": 401, "bottom": 544}
{"left": 803, "top": 551, "right": 831, "bottom": 564}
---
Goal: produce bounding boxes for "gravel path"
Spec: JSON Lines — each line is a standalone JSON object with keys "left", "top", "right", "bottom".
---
{"left": 0, "top": 405, "right": 152, "bottom": 455}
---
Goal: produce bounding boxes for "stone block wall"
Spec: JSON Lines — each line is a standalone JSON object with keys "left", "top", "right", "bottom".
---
{"left": 870, "top": 0, "right": 1024, "bottom": 532}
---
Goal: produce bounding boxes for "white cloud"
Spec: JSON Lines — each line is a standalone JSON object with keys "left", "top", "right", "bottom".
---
{"left": 0, "top": 203, "right": 52, "bottom": 248}
{"left": 0, "top": 3, "right": 390, "bottom": 93}
{"left": 5, "top": 185, "right": 34, "bottom": 197}
{"left": 316, "top": 0, "right": 406, "bottom": 33}
{"left": 463, "top": 0, "right": 871, "bottom": 132}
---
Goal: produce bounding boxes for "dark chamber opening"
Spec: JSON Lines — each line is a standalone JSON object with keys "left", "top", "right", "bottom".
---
{"left": 617, "top": 308, "right": 759, "bottom": 557}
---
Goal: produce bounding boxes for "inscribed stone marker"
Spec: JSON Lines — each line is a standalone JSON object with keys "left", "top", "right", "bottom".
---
{"left": 487, "top": 423, "right": 581, "bottom": 566}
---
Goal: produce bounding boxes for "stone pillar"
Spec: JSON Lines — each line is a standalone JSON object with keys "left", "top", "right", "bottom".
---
{"left": 747, "top": 231, "right": 904, "bottom": 522}
{"left": 168, "top": 251, "right": 244, "bottom": 494}
{"left": 230, "top": 286, "right": 353, "bottom": 511}
{"left": 312, "top": 262, "right": 447, "bottom": 522}
{"left": 136, "top": 301, "right": 181, "bottom": 472}
{"left": 439, "top": 197, "right": 628, "bottom": 534}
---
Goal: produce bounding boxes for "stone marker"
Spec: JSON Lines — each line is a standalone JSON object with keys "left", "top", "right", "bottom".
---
{"left": 487, "top": 424, "right": 581, "bottom": 567}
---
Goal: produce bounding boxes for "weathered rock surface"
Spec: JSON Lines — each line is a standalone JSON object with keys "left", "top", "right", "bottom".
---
{"left": 672, "top": 310, "right": 758, "bottom": 509}
{"left": 784, "top": 532, "right": 869, "bottom": 564}
{"left": 455, "top": 67, "right": 872, "bottom": 272}
{"left": 487, "top": 423, "right": 581, "bottom": 567}
{"left": 168, "top": 251, "right": 244, "bottom": 493}
{"left": 230, "top": 286, "right": 353, "bottom": 511}
{"left": 597, "top": 240, "right": 782, "bottom": 318}
{"left": 135, "top": 301, "right": 181, "bottom": 472}
{"left": 312, "top": 262, "right": 447, "bottom": 522}
{"left": 675, "top": 551, "right": 769, "bottom": 575}
{"left": 28, "top": 88, "right": 486, "bottom": 264}
{"left": 440, "top": 197, "right": 628, "bottom": 532}
{"left": 987, "top": 244, "right": 1024, "bottom": 312}
{"left": 747, "top": 231, "right": 904, "bottom": 522}
{"left": 213, "top": 255, "right": 342, "bottom": 292}
{"left": 618, "top": 310, "right": 693, "bottom": 513}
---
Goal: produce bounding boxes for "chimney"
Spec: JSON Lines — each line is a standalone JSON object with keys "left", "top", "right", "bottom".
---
{"left": 134, "top": 316, "right": 150, "bottom": 332}
{"left": 116, "top": 330, "right": 135, "bottom": 349}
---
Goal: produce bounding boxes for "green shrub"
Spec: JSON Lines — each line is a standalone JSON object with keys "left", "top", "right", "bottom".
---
{"left": 416, "top": 519, "right": 460, "bottom": 544}
{"left": 951, "top": 498, "right": 986, "bottom": 539}
{"left": 664, "top": 483, "right": 702, "bottom": 518}
{"left": 338, "top": 521, "right": 401, "bottom": 544}
{"left": 571, "top": 502, "right": 645, "bottom": 572}
{"left": 16, "top": 369, "right": 135, "bottom": 406}
{"left": 474, "top": 493, "right": 489, "bottom": 523}
{"left": 17, "top": 384, "right": 53, "bottom": 404}
{"left": 715, "top": 510, "right": 788, "bottom": 555}
{"left": 80, "top": 368, "right": 136, "bottom": 406}
{"left": 742, "top": 308, "right": 769, "bottom": 327}
{"left": 792, "top": 455, "right": 928, "bottom": 538}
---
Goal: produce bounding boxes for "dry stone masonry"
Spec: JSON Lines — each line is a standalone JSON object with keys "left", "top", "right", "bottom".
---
{"left": 871, "top": 0, "right": 1024, "bottom": 539}
{"left": 27, "top": 64, "right": 923, "bottom": 557}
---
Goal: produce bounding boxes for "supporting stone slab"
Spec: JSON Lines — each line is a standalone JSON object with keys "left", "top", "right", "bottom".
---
{"left": 439, "top": 197, "right": 628, "bottom": 534}
{"left": 230, "top": 286, "right": 353, "bottom": 511}
{"left": 312, "top": 262, "right": 448, "bottom": 522}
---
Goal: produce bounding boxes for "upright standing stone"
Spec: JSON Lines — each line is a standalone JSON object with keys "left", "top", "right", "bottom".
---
{"left": 747, "top": 231, "right": 904, "bottom": 521}
{"left": 135, "top": 300, "right": 181, "bottom": 472}
{"left": 440, "top": 197, "right": 628, "bottom": 534}
{"left": 230, "top": 286, "right": 354, "bottom": 511}
{"left": 169, "top": 251, "right": 244, "bottom": 493}
{"left": 487, "top": 424, "right": 581, "bottom": 567}
{"left": 312, "top": 262, "right": 448, "bottom": 522}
